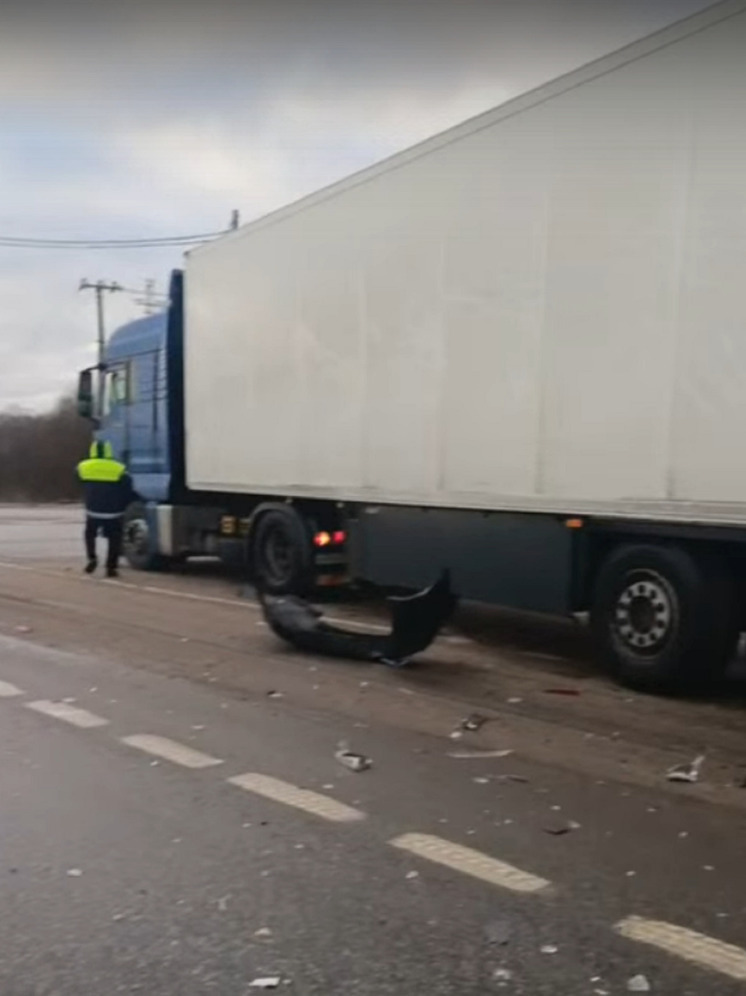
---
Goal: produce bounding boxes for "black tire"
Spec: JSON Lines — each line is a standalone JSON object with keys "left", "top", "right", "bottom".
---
{"left": 251, "top": 507, "right": 313, "bottom": 595}
{"left": 590, "top": 544, "right": 736, "bottom": 693}
{"left": 122, "top": 502, "right": 169, "bottom": 572}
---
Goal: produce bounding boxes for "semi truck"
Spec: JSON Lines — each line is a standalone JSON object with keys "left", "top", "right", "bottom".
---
{"left": 78, "top": 0, "right": 746, "bottom": 691}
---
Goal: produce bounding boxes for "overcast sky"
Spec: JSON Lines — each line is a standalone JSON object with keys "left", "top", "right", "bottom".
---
{"left": 0, "top": 0, "right": 715, "bottom": 411}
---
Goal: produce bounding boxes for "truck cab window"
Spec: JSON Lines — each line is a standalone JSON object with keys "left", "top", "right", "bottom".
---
{"left": 105, "top": 365, "right": 131, "bottom": 412}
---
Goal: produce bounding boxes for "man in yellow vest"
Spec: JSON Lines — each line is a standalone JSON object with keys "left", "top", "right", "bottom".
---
{"left": 77, "top": 441, "right": 135, "bottom": 578}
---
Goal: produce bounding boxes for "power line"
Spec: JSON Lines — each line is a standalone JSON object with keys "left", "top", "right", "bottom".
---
{"left": 0, "top": 211, "right": 241, "bottom": 250}
{"left": 0, "top": 231, "right": 227, "bottom": 249}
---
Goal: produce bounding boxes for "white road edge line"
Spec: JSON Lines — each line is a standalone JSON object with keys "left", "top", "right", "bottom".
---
{"left": 228, "top": 772, "right": 365, "bottom": 823}
{"left": 390, "top": 833, "right": 551, "bottom": 894}
{"left": 0, "top": 560, "right": 391, "bottom": 632}
{"left": 26, "top": 700, "right": 109, "bottom": 728}
{"left": 616, "top": 916, "right": 746, "bottom": 981}
{"left": 0, "top": 680, "right": 24, "bottom": 697}
{"left": 121, "top": 734, "right": 224, "bottom": 769}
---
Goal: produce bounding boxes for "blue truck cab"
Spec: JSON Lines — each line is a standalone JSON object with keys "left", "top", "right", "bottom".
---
{"left": 76, "top": 268, "right": 346, "bottom": 579}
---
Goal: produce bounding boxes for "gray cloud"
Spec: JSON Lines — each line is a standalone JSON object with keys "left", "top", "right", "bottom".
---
{"left": 0, "top": 0, "right": 716, "bottom": 409}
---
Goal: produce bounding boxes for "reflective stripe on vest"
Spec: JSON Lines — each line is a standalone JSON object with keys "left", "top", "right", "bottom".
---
{"left": 77, "top": 458, "right": 126, "bottom": 483}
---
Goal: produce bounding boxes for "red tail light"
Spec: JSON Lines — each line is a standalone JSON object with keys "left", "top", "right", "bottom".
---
{"left": 332, "top": 531, "right": 346, "bottom": 545}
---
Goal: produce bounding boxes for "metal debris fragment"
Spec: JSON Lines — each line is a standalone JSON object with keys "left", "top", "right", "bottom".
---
{"left": 334, "top": 742, "right": 372, "bottom": 772}
{"left": 666, "top": 755, "right": 705, "bottom": 783}
{"left": 461, "top": 713, "right": 489, "bottom": 732}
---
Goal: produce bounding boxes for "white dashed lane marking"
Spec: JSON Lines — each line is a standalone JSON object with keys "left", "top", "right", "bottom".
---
{"left": 0, "top": 680, "right": 24, "bottom": 697}
{"left": 390, "top": 833, "right": 551, "bottom": 894}
{"left": 228, "top": 772, "right": 365, "bottom": 823}
{"left": 25, "top": 700, "right": 109, "bottom": 728}
{"left": 121, "top": 734, "right": 224, "bottom": 769}
{"left": 616, "top": 916, "right": 746, "bottom": 981}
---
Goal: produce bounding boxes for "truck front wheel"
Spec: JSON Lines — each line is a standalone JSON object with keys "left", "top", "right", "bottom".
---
{"left": 122, "top": 502, "right": 169, "bottom": 572}
{"left": 590, "top": 544, "right": 736, "bottom": 692}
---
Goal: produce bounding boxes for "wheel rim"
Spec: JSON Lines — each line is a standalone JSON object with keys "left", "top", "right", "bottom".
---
{"left": 261, "top": 525, "right": 294, "bottom": 585}
{"left": 613, "top": 569, "right": 675, "bottom": 656}
{"left": 124, "top": 517, "right": 150, "bottom": 561}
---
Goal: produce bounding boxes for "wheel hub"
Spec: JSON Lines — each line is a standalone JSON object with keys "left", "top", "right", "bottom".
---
{"left": 614, "top": 573, "right": 673, "bottom": 653}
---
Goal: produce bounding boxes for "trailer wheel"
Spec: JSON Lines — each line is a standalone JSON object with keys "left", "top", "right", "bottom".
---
{"left": 590, "top": 544, "right": 735, "bottom": 692}
{"left": 252, "top": 507, "right": 313, "bottom": 595}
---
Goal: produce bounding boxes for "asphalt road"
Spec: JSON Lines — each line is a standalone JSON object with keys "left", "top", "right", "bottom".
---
{"left": 1, "top": 506, "right": 746, "bottom": 994}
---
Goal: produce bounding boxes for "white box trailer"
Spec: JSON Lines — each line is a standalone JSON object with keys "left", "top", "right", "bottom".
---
{"left": 94, "top": 0, "right": 746, "bottom": 691}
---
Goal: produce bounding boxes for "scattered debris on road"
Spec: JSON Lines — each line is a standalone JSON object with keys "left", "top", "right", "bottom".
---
{"left": 266, "top": 690, "right": 284, "bottom": 699}
{"left": 666, "top": 754, "right": 705, "bottom": 783}
{"left": 492, "top": 967, "right": 513, "bottom": 983}
{"left": 249, "top": 978, "right": 282, "bottom": 990}
{"left": 461, "top": 713, "right": 489, "bottom": 732}
{"left": 540, "top": 944, "right": 559, "bottom": 955}
{"left": 543, "top": 820, "right": 581, "bottom": 836}
{"left": 254, "top": 927, "right": 273, "bottom": 939}
{"left": 405, "top": 870, "right": 419, "bottom": 880}
{"left": 334, "top": 741, "right": 372, "bottom": 772}
{"left": 66, "top": 869, "right": 83, "bottom": 878}
{"left": 507, "top": 697, "right": 523, "bottom": 705}
{"left": 627, "top": 975, "right": 651, "bottom": 992}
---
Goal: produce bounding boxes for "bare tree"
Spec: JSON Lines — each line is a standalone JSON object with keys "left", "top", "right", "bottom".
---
{"left": 0, "top": 396, "right": 91, "bottom": 502}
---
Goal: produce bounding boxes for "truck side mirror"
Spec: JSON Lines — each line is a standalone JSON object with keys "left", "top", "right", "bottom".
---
{"left": 77, "top": 369, "right": 94, "bottom": 419}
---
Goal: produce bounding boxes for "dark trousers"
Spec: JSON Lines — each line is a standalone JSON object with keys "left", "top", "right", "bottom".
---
{"left": 85, "top": 516, "right": 123, "bottom": 570}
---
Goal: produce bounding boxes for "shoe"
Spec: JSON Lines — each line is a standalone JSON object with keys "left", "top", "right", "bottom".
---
{"left": 84, "top": 559, "right": 97, "bottom": 575}
{"left": 105, "top": 567, "right": 119, "bottom": 579}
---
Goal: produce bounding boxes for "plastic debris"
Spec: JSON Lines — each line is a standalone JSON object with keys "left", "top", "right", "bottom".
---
{"left": 66, "top": 869, "right": 83, "bottom": 877}
{"left": 543, "top": 821, "right": 581, "bottom": 836}
{"left": 461, "top": 713, "right": 488, "bottom": 732}
{"left": 334, "top": 742, "right": 372, "bottom": 772}
{"left": 448, "top": 749, "right": 514, "bottom": 760}
{"left": 254, "top": 927, "right": 273, "bottom": 939}
{"left": 249, "top": 978, "right": 282, "bottom": 990}
{"left": 666, "top": 754, "right": 705, "bottom": 783}
{"left": 627, "top": 975, "right": 651, "bottom": 992}
{"left": 540, "top": 944, "right": 559, "bottom": 955}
